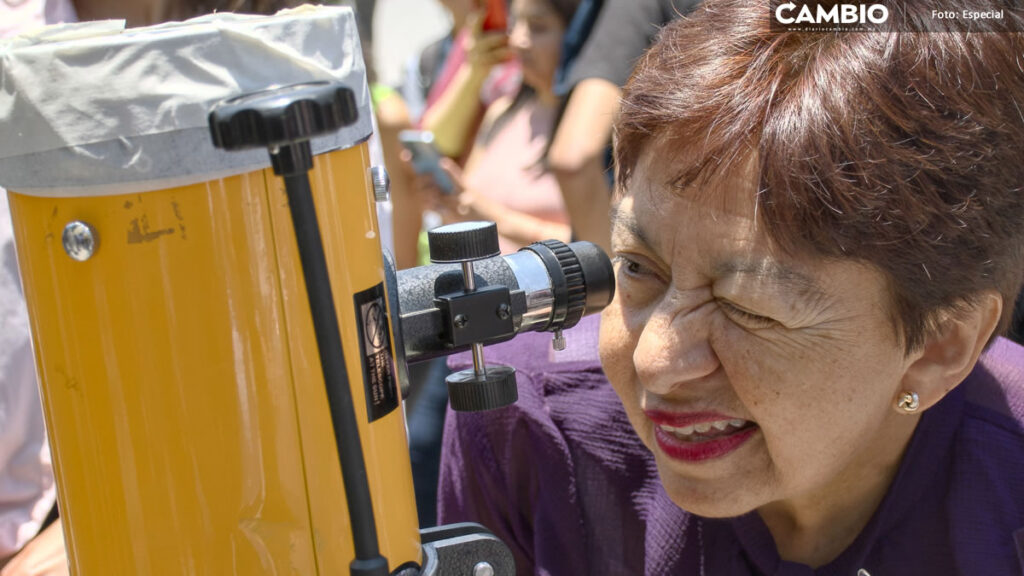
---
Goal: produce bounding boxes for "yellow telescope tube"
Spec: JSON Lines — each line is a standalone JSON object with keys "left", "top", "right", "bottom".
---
{"left": 1, "top": 7, "right": 420, "bottom": 575}
{"left": 9, "top": 143, "right": 420, "bottom": 575}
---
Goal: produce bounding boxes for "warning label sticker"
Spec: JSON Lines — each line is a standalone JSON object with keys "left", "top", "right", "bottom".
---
{"left": 354, "top": 283, "right": 399, "bottom": 423}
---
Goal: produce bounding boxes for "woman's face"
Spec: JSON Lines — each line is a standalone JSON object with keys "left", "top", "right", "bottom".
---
{"left": 508, "top": 0, "right": 565, "bottom": 92}
{"left": 599, "top": 147, "right": 921, "bottom": 520}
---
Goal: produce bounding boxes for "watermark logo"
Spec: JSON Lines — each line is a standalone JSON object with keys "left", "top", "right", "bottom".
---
{"left": 770, "top": 1, "right": 1021, "bottom": 32}
{"left": 772, "top": 1, "right": 890, "bottom": 31}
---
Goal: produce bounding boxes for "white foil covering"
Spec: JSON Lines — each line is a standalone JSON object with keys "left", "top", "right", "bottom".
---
{"left": 0, "top": 6, "right": 372, "bottom": 196}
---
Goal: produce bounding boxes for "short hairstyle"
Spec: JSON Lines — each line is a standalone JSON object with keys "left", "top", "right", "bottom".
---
{"left": 614, "top": 0, "right": 1024, "bottom": 352}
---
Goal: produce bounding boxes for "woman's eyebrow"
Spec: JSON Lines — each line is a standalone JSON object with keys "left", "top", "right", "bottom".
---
{"left": 713, "top": 260, "right": 828, "bottom": 302}
{"left": 609, "top": 204, "right": 652, "bottom": 248}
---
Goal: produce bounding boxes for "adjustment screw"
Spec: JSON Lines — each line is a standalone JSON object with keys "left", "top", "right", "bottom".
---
{"left": 473, "top": 562, "right": 495, "bottom": 576}
{"left": 496, "top": 303, "right": 511, "bottom": 320}
{"left": 552, "top": 329, "right": 566, "bottom": 352}
{"left": 62, "top": 221, "right": 98, "bottom": 262}
{"left": 370, "top": 165, "right": 390, "bottom": 202}
{"left": 454, "top": 314, "right": 469, "bottom": 329}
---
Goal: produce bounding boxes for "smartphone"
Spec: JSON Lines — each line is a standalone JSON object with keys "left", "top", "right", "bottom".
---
{"left": 481, "top": 0, "right": 508, "bottom": 32}
{"left": 398, "top": 130, "right": 455, "bottom": 195}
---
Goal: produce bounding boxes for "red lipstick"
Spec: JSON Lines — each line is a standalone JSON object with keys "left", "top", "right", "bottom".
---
{"left": 645, "top": 410, "right": 757, "bottom": 462}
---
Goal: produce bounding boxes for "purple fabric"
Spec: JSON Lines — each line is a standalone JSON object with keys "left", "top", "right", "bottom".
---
{"left": 437, "top": 315, "right": 1024, "bottom": 575}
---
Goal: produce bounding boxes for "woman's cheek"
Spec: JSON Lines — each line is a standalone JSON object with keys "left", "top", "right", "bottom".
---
{"left": 599, "top": 306, "right": 638, "bottom": 382}
{"left": 708, "top": 314, "right": 776, "bottom": 397}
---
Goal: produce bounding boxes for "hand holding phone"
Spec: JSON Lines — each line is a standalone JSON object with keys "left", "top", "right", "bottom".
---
{"left": 398, "top": 130, "right": 455, "bottom": 195}
{"left": 481, "top": 0, "right": 508, "bottom": 32}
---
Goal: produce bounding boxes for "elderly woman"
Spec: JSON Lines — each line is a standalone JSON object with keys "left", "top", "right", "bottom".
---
{"left": 437, "top": 1, "right": 1024, "bottom": 574}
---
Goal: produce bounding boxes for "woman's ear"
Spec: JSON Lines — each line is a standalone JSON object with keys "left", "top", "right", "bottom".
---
{"left": 898, "top": 291, "right": 1003, "bottom": 412}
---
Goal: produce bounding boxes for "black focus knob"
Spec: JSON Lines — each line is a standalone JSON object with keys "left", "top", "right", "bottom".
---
{"left": 428, "top": 221, "right": 501, "bottom": 264}
{"left": 446, "top": 365, "right": 518, "bottom": 412}
{"left": 208, "top": 81, "right": 358, "bottom": 151}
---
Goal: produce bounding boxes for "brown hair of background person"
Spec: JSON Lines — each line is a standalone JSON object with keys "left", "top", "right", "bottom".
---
{"left": 169, "top": 0, "right": 302, "bottom": 16}
{"left": 614, "top": 0, "right": 1024, "bottom": 353}
{"left": 71, "top": 0, "right": 304, "bottom": 27}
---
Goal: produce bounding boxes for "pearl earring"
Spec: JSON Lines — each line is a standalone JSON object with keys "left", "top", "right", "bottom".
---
{"left": 896, "top": 391, "right": 920, "bottom": 413}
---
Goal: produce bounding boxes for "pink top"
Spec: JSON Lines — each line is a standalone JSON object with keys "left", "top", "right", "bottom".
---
{"left": 0, "top": 0, "right": 76, "bottom": 38}
{"left": 463, "top": 98, "right": 569, "bottom": 254}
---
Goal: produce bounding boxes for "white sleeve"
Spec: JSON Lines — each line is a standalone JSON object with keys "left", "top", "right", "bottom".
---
{"left": 0, "top": 191, "right": 56, "bottom": 560}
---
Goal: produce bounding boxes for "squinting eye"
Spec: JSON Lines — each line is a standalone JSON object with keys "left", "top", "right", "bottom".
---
{"left": 719, "top": 301, "right": 777, "bottom": 328}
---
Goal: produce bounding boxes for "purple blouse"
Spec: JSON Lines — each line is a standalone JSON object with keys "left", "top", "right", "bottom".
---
{"left": 437, "top": 315, "right": 1024, "bottom": 575}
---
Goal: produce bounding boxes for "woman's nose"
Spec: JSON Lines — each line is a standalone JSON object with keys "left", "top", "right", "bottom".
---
{"left": 632, "top": 298, "right": 720, "bottom": 395}
{"left": 508, "top": 23, "right": 529, "bottom": 50}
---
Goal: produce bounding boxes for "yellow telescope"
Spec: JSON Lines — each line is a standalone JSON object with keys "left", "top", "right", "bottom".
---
{"left": 0, "top": 7, "right": 613, "bottom": 575}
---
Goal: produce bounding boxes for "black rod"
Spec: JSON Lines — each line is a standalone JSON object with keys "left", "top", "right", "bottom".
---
{"left": 278, "top": 149, "right": 388, "bottom": 576}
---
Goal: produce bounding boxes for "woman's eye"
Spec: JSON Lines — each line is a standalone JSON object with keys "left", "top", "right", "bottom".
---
{"left": 614, "top": 255, "right": 655, "bottom": 279}
{"left": 719, "top": 301, "right": 777, "bottom": 328}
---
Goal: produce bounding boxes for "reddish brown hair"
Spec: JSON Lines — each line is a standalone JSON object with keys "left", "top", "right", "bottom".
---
{"left": 614, "top": 0, "right": 1024, "bottom": 352}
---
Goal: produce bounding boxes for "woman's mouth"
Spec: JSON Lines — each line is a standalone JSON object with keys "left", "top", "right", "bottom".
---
{"left": 645, "top": 412, "right": 758, "bottom": 462}
{"left": 660, "top": 418, "right": 749, "bottom": 439}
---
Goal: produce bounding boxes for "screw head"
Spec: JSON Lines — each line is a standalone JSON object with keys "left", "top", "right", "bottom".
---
{"left": 552, "top": 329, "right": 566, "bottom": 351}
{"left": 473, "top": 562, "right": 495, "bottom": 576}
{"left": 62, "top": 221, "right": 98, "bottom": 262}
{"left": 370, "top": 165, "right": 390, "bottom": 202}
{"left": 496, "top": 303, "right": 511, "bottom": 320}
{"left": 453, "top": 314, "right": 469, "bottom": 329}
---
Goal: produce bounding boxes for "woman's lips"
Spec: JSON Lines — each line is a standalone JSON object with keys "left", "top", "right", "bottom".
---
{"left": 645, "top": 410, "right": 758, "bottom": 462}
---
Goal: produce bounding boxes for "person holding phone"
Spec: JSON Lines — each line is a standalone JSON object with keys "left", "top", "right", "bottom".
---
{"left": 413, "top": 0, "right": 519, "bottom": 161}
{"left": 415, "top": 0, "right": 579, "bottom": 255}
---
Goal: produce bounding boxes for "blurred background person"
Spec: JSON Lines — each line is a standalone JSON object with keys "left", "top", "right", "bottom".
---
{"left": 70, "top": 0, "right": 301, "bottom": 25}
{"left": 394, "top": 0, "right": 585, "bottom": 528}
{"left": 0, "top": 0, "right": 75, "bottom": 36}
{"left": 415, "top": 3, "right": 519, "bottom": 162}
{"left": 548, "top": 0, "right": 698, "bottom": 254}
{"left": 2, "top": 3, "right": 75, "bottom": 575}
{"left": 375, "top": 0, "right": 516, "bottom": 270}
{"left": 416, "top": 0, "right": 580, "bottom": 255}
{"left": 369, "top": 0, "right": 517, "bottom": 528}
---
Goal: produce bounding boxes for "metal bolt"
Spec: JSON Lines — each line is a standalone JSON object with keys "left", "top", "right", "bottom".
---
{"left": 454, "top": 314, "right": 469, "bottom": 329}
{"left": 370, "top": 165, "right": 390, "bottom": 202}
{"left": 62, "top": 221, "right": 98, "bottom": 262}
{"left": 473, "top": 562, "right": 495, "bottom": 576}
{"left": 552, "top": 329, "right": 566, "bottom": 352}
{"left": 496, "top": 303, "right": 511, "bottom": 320}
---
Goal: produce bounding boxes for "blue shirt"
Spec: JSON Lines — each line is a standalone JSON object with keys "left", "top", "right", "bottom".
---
{"left": 438, "top": 316, "right": 1024, "bottom": 575}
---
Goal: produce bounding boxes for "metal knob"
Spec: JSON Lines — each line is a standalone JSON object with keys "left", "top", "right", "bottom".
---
{"left": 208, "top": 81, "right": 358, "bottom": 150}
{"left": 428, "top": 221, "right": 500, "bottom": 264}
{"left": 427, "top": 221, "right": 518, "bottom": 411}
{"left": 446, "top": 365, "right": 517, "bottom": 412}
{"left": 208, "top": 81, "right": 359, "bottom": 175}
